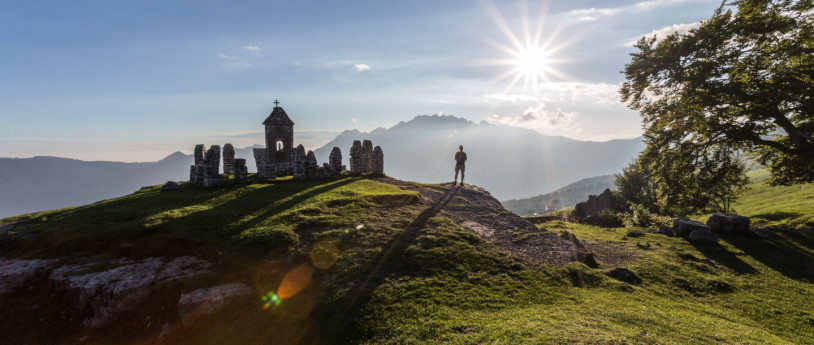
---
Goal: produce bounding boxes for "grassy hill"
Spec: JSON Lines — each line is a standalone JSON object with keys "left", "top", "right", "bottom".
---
{"left": 502, "top": 175, "right": 616, "bottom": 217}
{"left": 1, "top": 174, "right": 813, "bottom": 344}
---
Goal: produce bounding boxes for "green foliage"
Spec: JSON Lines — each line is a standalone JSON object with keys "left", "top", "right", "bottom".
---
{"left": 621, "top": 0, "right": 814, "bottom": 186}
{"left": 622, "top": 202, "right": 672, "bottom": 228}
{"left": 614, "top": 158, "right": 660, "bottom": 213}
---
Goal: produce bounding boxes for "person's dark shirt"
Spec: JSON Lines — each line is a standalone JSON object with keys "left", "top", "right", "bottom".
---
{"left": 455, "top": 151, "right": 467, "bottom": 165}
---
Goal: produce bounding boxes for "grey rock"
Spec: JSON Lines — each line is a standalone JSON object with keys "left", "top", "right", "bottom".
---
{"left": 372, "top": 145, "right": 384, "bottom": 175}
{"left": 706, "top": 213, "right": 750, "bottom": 234}
{"left": 688, "top": 229, "right": 719, "bottom": 244}
{"left": 178, "top": 282, "right": 252, "bottom": 326}
{"left": 161, "top": 181, "right": 180, "bottom": 191}
{"left": 673, "top": 218, "right": 711, "bottom": 237}
{"left": 349, "top": 140, "right": 362, "bottom": 174}
{"left": 0, "top": 258, "right": 56, "bottom": 294}
{"left": 293, "top": 145, "right": 307, "bottom": 179}
{"left": 653, "top": 225, "right": 675, "bottom": 236}
{"left": 222, "top": 143, "right": 235, "bottom": 175}
{"left": 49, "top": 256, "right": 212, "bottom": 328}
{"left": 627, "top": 230, "right": 645, "bottom": 238}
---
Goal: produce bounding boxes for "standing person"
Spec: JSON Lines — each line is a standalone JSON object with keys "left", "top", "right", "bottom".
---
{"left": 454, "top": 145, "right": 467, "bottom": 186}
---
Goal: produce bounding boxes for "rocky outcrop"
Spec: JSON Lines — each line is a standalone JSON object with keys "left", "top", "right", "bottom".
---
{"left": 48, "top": 256, "right": 213, "bottom": 328}
{"left": 178, "top": 282, "right": 252, "bottom": 326}
{"left": 560, "top": 231, "right": 599, "bottom": 268}
{"left": 0, "top": 258, "right": 55, "bottom": 294}
{"left": 707, "top": 213, "right": 750, "bottom": 234}
{"left": 161, "top": 181, "right": 180, "bottom": 191}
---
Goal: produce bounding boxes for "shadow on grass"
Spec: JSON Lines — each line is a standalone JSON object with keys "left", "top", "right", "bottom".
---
{"left": 689, "top": 241, "right": 757, "bottom": 275}
{"left": 750, "top": 211, "right": 804, "bottom": 222}
{"left": 319, "top": 184, "right": 462, "bottom": 343}
{"left": 724, "top": 231, "right": 814, "bottom": 282}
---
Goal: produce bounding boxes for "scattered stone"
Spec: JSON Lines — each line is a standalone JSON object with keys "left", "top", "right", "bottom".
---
{"left": 653, "top": 225, "right": 675, "bottom": 237}
{"left": 361, "top": 140, "right": 374, "bottom": 173}
{"left": 372, "top": 145, "right": 384, "bottom": 175}
{"left": 688, "top": 229, "right": 719, "bottom": 244}
{"left": 161, "top": 181, "right": 180, "bottom": 191}
{"left": 605, "top": 267, "right": 642, "bottom": 285}
{"left": 222, "top": 143, "right": 235, "bottom": 175}
{"left": 0, "top": 258, "right": 55, "bottom": 294}
{"left": 178, "top": 282, "right": 252, "bottom": 326}
{"left": 636, "top": 242, "right": 651, "bottom": 250}
{"left": 48, "top": 256, "right": 213, "bottom": 328}
{"left": 349, "top": 140, "right": 362, "bottom": 174}
{"left": 306, "top": 150, "right": 318, "bottom": 179}
{"left": 673, "top": 218, "right": 712, "bottom": 237}
{"left": 293, "top": 145, "right": 307, "bottom": 179}
{"left": 627, "top": 230, "right": 645, "bottom": 238}
{"left": 329, "top": 147, "right": 343, "bottom": 174}
{"left": 706, "top": 213, "right": 750, "bottom": 234}
{"left": 234, "top": 158, "right": 248, "bottom": 183}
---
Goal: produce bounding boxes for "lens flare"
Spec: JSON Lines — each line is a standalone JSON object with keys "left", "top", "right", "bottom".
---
{"left": 277, "top": 263, "right": 313, "bottom": 299}
{"left": 262, "top": 291, "right": 281, "bottom": 310}
{"left": 310, "top": 240, "right": 339, "bottom": 270}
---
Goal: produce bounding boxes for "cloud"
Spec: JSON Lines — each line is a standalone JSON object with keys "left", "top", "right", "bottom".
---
{"left": 486, "top": 82, "right": 622, "bottom": 106}
{"left": 579, "top": 16, "right": 598, "bottom": 21}
{"left": 243, "top": 45, "right": 261, "bottom": 51}
{"left": 486, "top": 103, "right": 580, "bottom": 135}
{"left": 218, "top": 53, "right": 238, "bottom": 60}
{"left": 353, "top": 64, "right": 371, "bottom": 72}
{"left": 484, "top": 93, "right": 541, "bottom": 103}
{"left": 624, "top": 22, "right": 701, "bottom": 46}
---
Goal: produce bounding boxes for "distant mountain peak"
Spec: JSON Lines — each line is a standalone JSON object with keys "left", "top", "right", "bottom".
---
{"left": 159, "top": 151, "right": 189, "bottom": 162}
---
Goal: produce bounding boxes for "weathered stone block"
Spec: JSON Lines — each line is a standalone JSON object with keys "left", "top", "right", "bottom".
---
{"left": 706, "top": 213, "right": 750, "bottom": 234}
{"left": 372, "top": 145, "right": 384, "bottom": 175}
{"left": 293, "top": 145, "right": 307, "bottom": 179}
{"left": 234, "top": 158, "right": 248, "bottom": 183}
{"left": 349, "top": 140, "right": 362, "bottom": 174}
{"left": 222, "top": 143, "right": 235, "bottom": 175}
{"left": 361, "top": 140, "right": 373, "bottom": 173}
{"left": 194, "top": 144, "right": 205, "bottom": 166}
{"left": 688, "top": 229, "right": 719, "bottom": 244}
{"left": 673, "top": 218, "right": 712, "bottom": 237}
{"left": 329, "top": 146, "right": 342, "bottom": 174}
{"left": 306, "top": 150, "right": 318, "bottom": 179}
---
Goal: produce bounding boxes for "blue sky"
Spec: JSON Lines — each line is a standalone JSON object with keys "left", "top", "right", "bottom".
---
{"left": 0, "top": 0, "right": 720, "bottom": 161}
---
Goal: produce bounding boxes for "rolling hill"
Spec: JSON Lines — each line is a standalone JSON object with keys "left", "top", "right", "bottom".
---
{"left": 501, "top": 174, "right": 617, "bottom": 216}
{"left": 1, "top": 174, "right": 812, "bottom": 344}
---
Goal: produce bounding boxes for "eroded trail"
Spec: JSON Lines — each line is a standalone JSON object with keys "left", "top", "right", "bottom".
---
{"left": 376, "top": 177, "right": 587, "bottom": 267}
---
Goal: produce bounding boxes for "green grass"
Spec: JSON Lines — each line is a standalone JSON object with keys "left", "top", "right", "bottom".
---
{"left": 732, "top": 180, "right": 814, "bottom": 228}
{"left": 2, "top": 174, "right": 814, "bottom": 344}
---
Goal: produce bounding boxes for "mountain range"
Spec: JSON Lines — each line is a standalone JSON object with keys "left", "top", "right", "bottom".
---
{"left": 0, "top": 115, "right": 643, "bottom": 218}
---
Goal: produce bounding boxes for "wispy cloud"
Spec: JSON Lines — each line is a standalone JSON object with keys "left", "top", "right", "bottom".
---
{"left": 486, "top": 102, "right": 580, "bottom": 135}
{"left": 353, "top": 63, "right": 371, "bottom": 71}
{"left": 484, "top": 93, "right": 541, "bottom": 103}
{"left": 486, "top": 82, "right": 622, "bottom": 106}
{"left": 218, "top": 53, "right": 239, "bottom": 60}
{"left": 243, "top": 45, "right": 261, "bottom": 51}
{"left": 624, "top": 21, "right": 701, "bottom": 46}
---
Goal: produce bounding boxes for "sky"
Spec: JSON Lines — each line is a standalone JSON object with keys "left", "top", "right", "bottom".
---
{"left": 0, "top": 0, "right": 721, "bottom": 162}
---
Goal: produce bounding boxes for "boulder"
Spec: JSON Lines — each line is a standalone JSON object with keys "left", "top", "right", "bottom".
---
{"left": 673, "top": 218, "right": 711, "bottom": 237}
{"left": 626, "top": 230, "right": 645, "bottom": 238}
{"left": 0, "top": 258, "right": 55, "bottom": 294}
{"left": 688, "top": 230, "right": 719, "bottom": 244}
{"left": 161, "top": 181, "right": 180, "bottom": 191}
{"left": 605, "top": 267, "right": 642, "bottom": 285}
{"left": 560, "top": 231, "right": 599, "bottom": 268}
{"left": 49, "top": 256, "right": 213, "bottom": 328}
{"left": 653, "top": 225, "right": 675, "bottom": 237}
{"left": 178, "top": 282, "right": 252, "bottom": 326}
{"left": 706, "top": 213, "right": 750, "bottom": 234}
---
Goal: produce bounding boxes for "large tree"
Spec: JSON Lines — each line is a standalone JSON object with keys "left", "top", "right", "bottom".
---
{"left": 621, "top": 0, "right": 814, "bottom": 185}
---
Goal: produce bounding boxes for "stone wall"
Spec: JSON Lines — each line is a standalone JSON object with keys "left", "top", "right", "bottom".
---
{"left": 202, "top": 145, "right": 221, "bottom": 187}
{"left": 372, "top": 146, "right": 384, "bottom": 175}
{"left": 222, "top": 143, "right": 235, "bottom": 175}
{"left": 361, "top": 140, "right": 373, "bottom": 173}
{"left": 349, "top": 140, "right": 362, "bottom": 174}
{"left": 329, "top": 147, "right": 343, "bottom": 174}
{"left": 306, "top": 150, "right": 318, "bottom": 179}
{"left": 234, "top": 158, "right": 248, "bottom": 183}
{"left": 293, "top": 145, "right": 307, "bottom": 179}
{"left": 253, "top": 148, "right": 275, "bottom": 180}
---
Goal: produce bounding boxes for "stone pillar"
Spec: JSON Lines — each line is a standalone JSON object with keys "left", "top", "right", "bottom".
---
{"left": 234, "top": 158, "right": 248, "bottom": 183}
{"left": 253, "top": 148, "right": 275, "bottom": 180}
{"left": 223, "top": 143, "right": 235, "bottom": 175}
{"left": 328, "top": 147, "right": 342, "bottom": 175}
{"left": 203, "top": 145, "right": 221, "bottom": 187}
{"left": 190, "top": 165, "right": 198, "bottom": 183}
{"left": 306, "top": 150, "right": 318, "bottom": 179}
{"left": 293, "top": 145, "right": 307, "bottom": 179}
{"left": 361, "top": 140, "right": 373, "bottom": 174}
{"left": 194, "top": 145, "right": 206, "bottom": 166}
{"left": 372, "top": 146, "right": 384, "bottom": 175}
{"left": 349, "top": 140, "right": 362, "bottom": 174}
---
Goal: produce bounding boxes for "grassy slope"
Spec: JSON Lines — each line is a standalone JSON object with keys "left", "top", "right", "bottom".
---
{"left": 731, "top": 170, "right": 814, "bottom": 228}
{"left": 1, "top": 174, "right": 813, "bottom": 344}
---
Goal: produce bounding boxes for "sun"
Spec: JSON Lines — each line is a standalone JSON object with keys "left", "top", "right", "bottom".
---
{"left": 483, "top": 1, "right": 569, "bottom": 92}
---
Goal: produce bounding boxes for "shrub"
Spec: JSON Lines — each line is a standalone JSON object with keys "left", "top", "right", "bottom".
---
{"left": 622, "top": 203, "right": 672, "bottom": 228}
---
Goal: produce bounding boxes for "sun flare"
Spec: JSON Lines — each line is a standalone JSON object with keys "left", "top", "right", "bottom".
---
{"left": 484, "top": 1, "right": 569, "bottom": 92}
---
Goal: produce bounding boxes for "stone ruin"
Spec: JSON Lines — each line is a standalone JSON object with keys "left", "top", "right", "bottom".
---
{"left": 234, "top": 158, "right": 248, "bottom": 183}
{"left": 222, "top": 143, "right": 235, "bottom": 175}
{"left": 348, "top": 139, "right": 383, "bottom": 176}
{"left": 187, "top": 101, "right": 381, "bottom": 186}
{"left": 571, "top": 189, "right": 623, "bottom": 227}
